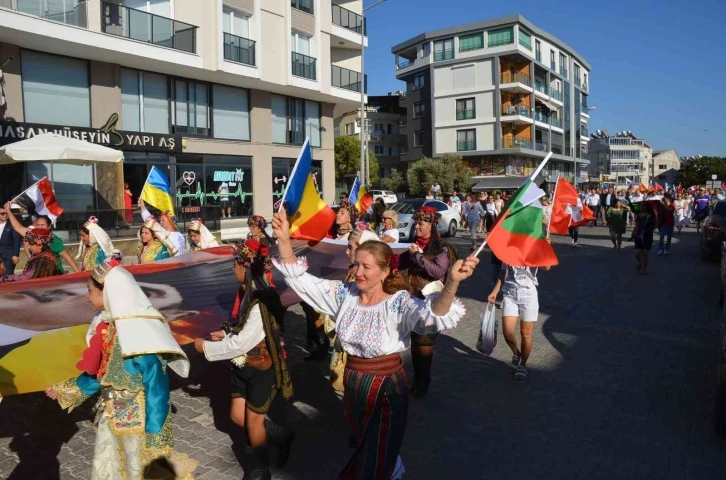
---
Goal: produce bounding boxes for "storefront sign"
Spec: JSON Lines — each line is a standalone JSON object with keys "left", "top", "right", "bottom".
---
{"left": 0, "top": 114, "right": 182, "bottom": 153}
{"left": 182, "top": 206, "right": 201, "bottom": 213}
{"left": 213, "top": 169, "right": 245, "bottom": 183}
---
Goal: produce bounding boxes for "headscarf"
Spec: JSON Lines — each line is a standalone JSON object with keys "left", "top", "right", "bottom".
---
{"left": 188, "top": 219, "right": 220, "bottom": 249}
{"left": 414, "top": 205, "right": 441, "bottom": 224}
{"left": 138, "top": 216, "right": 179, "bottom": 256}
{"left": 231, "top": 238, "right": 273, "bottom": 319}
{"left": 25, "top": 227, "right": 52, "bottom": 246}
{"left": 247, "top": 215, "right": 267, "bottom": 231}
{"left": 233, "top": 238, "right": 270, "bottom": 272}
{"left": 76, "top": 216, "right": 115, "bottom": 260}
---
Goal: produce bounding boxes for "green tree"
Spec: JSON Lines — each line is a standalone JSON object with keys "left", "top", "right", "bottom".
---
{"left": 380, "top": 169, "right": 404, "bottom": 192}
{"left": 334, "top": 135, "right": 379, "bottom": 185}
{"left": 407, "top": 153, "right": 473, "bottom": 197}
{"left": 676, "top": 157, "right": 726, "bottom": 187}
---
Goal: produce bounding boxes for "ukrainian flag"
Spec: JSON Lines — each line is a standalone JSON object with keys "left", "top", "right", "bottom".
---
{"left": 140, "top": 166, "right": 175, "bottom": 217}
{"left": 282, "top": 139, "right": 335, "bottom": 241}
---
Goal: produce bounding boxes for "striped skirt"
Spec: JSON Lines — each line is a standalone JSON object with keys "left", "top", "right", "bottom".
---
{"left": 338, "top": 354, "right": 409, "bottom": 480}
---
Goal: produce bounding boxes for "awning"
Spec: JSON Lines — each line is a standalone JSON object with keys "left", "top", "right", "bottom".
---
{"left": 471, "top": 174, "right": 547, "bottom": 192}
{"left": 536, "top": 99, "right": 559, "bottom": 111}
{"left": 0, "top": 133, "right": 124, "bottom": 165}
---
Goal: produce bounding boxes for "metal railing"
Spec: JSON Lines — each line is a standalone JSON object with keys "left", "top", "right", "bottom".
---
{"left": 502, "top": 105, "right": 531, "bottom": 117}
{"left": 332, "top": 65, "right": 366, "bottom": 93}
{"left": 396, "top": 58, "right": 414, "bottom": 70}
{"left": 456, "top": 109, "right": 475, "bottom": 120}
{"left": 292, "top": 51, "right": 316, "bottom": 80}
{"left": 101, "top": 1, "right": 197, "bottom": 53}
{"left": 549, "top": 88, "right": 563, "bottom": 101}
{"left": 332, "top": 4, "right": 365, "bottom": 34}
{"left": 433, "top": 49, "right": 454, "bottom": 62}
{"left": 500, "top": 71, "right": 531, "bottom": 86}
{"left": 457, "top": 140, "right": 476, "bottom": 151}
{"left": 9, "top": 0, "right": 87, "bottom": 27}
{"left": 550, "top": 117, "right": 562, "bottom": 128}
{"left": 502, "top": 136, "right": 532, "bottom": 149}
{"left": 223, "top": 32, "right": 255, "bottom": 66}
{"left": 535, "top": 141, "right": 550, "bottom": 152}
{"left": 291, "top": 0, "right": 313, "bottom": 15}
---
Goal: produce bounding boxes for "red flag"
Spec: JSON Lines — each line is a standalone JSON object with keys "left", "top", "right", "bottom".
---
{"left": 13, "top": 177, "right": 64, "bottom": 224}
{"left": 549, "top": 178, "right": 596, "bottom": 235}
{"left": 677, "top": 184, "right": 683, "bottom": 193}
{"left": 654, "top": 182, "right": 664, "bottom": 192}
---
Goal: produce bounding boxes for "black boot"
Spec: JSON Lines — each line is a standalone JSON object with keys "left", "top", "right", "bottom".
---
{"left": 264, "top": 418, "right": 295, "bottom": 468}
{"left": 305, "top": 322, "right": 317, "bottom": 349}
{"left": 304, "top": 325, "right": 330, "bottom": 362}
{"left": 243, "top": 444, "right": 271, "bottom": 480}
{"left": 410, "top": 352, "right": 432, "bottom": 398}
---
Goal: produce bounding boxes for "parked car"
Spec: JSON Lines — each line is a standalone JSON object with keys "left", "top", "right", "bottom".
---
{"left": 370, "top": 190, "right": 398, "bottom": 205}
{"left": 389, "top": 202, "right": 416, "bottom": 242}
{"left": 396, "top": 199, "right": 460, "bottom": 240}
{"left": 700, "top": 200, "right": 726, "bottom": 261}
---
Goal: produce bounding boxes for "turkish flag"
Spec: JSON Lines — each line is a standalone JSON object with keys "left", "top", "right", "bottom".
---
{"left": 654, "top": 182, "right": 664, "bottom": 192}
{"left": 549, "top": 178, "right": 596, "bottom": 235}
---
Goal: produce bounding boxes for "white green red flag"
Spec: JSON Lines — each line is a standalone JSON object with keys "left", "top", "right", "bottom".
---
{"left": 549, "top": 178, "right": 596, "bottom": 234}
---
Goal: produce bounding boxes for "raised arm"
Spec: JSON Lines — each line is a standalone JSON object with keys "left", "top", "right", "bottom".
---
{"left": 2, "top": 203, "right": 29, "bottom": 237}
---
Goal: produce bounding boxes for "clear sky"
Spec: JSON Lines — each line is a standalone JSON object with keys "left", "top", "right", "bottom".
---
{"left": 362, "top": 0, "right": 726, "bottom": 156}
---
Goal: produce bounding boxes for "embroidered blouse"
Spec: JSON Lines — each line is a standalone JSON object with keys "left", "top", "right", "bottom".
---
{"left": 273, "top": 257, "right": 466, "bottom": 358}
{"left": 202, "top": 304, "right": 265, "bottom": 361}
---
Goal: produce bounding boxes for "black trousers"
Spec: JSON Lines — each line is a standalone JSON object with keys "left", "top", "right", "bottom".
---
{"left": 568, "top": 227, "right": 579, "bottom": 242}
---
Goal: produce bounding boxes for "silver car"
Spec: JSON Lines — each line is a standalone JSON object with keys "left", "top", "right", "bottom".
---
{"left": 391, "top": 200, "right": 460, "bottom": 242}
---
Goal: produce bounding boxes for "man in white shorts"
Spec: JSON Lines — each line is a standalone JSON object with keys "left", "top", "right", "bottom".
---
{"left": 487, "top": 264, "right": 542, "bottom": 380}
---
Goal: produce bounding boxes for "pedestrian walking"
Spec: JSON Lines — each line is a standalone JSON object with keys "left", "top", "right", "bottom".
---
{"left": 568, "top": 226, "right": 579, "bottom": 245}
{"left": 462, "top": 195, "right": 486, "bottom": 251}
{"left": 633, "top": 203, "right": 656, "bottom": 275}
{"left": 675, "top": 193, "right": 688, "bottom": 233}
{"left": 587, "top": 189, "right": 601, "bottom": 226}
{"left": 693, "top": 187, "right": 710, "bottom": 233}
{"left": 606, "top": 200, "right": 629, "bottom": 249}
{"left": 658, "top": 195, "right": 675, "bottom": 255}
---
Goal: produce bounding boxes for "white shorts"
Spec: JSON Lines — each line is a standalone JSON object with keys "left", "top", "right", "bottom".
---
{"left": 502, "top": 286, "right": 539, "bottom": 322}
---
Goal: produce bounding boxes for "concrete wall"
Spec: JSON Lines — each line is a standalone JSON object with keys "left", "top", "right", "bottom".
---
{"left": 0, "top": 43, "right": 23, "bottom": 121}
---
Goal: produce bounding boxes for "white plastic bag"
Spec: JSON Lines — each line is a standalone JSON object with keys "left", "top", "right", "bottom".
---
{"left": 475, "top": 303, "right": 497, "bottom": 355}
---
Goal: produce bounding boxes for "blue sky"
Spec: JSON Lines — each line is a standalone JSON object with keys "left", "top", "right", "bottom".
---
{"left": 362, "top": 0, "right": 726, "bottom": 156}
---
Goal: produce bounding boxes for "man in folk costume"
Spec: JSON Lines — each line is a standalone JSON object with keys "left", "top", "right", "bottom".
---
{"left": 187, "top": 218, "right": 220, "bottom": 251}
{"left": 194, "top": 238, "right": 293, "bottom": 480}
{"left": 139, "top": 198, "right": 186, "bottom": 255}
{"left": 45, "top": 253, "right": 194, "bottom": 480}
{"left": 398, "top": 205, "right": 457, "bottom": 397}
{"left": 0, "top": 228, "right": 60, "bottom": 281}
{"left": 76, "top": 216, "right": 115, "bottom": 271}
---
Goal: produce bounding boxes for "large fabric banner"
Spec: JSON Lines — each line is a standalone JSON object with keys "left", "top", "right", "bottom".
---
{"left": 1, "top": 239, "right": 411, "bottom": 396}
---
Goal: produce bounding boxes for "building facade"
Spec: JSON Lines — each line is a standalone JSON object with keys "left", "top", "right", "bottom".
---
{"left": 652, "top": 150, "right": 680, "bottom": 186}
{"left": 333, "top": 93, "right": 406, "bottom": 180}
{"left": 587, "top": 133, "right": 653, "bottom": 187}
{"left": 0, "top": 0, "right": 366, "bottom": 220}
{"left": 391, "top": 15, "right": 591, "bottom": 190}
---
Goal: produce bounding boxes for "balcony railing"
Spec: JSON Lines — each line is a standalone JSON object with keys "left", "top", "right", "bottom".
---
{"left": 581, "top": 105, "right": 589, "bottom": 113}
{"left": 332, "top": 4, "right": 365, "bottom": 34}
{"left": 396, "top": 58, "right": 414, "bottom": 70}
{"left": 551, "top": 144, "right": 563, "bottom": 154}
{"left": 502, "top": 136, "right": 532, "bottom": 149}
{"left": 551, "top": 61, "right": 556, "bottom": 70}
{"left": 534, "top": 111, "right": 549, "bottom": 123}
{"left": 582, "top": 82, "right": 588, "bottom": 92}
{"left": 101, "top": 1, "right": 197, "bottom": 53}
{"left": 535, "top": 141, "right": 550, "bottom": 152}
{"left": 535, "top": 51, "right": 541, "bottom": 62}
{"left": 331, "top": 65, "right": 366, "bottom": 93}
{"left": 575, "top": 75, "right": 581, "bottom": 87}
{"left": 457, "top": 140, "right": 477, "bottom": 152}
{"left": 10, "top": 0, "right": 87, "bottom": 27}
{"left": 560, "top": 67, "right": 568, "bottom": 78}
{"left": 549, "top": 88, "right": 563, "bottom": 101}
{"left": 292, "top": 52, "right": 316, "bottom": 80}
{"left": 534, "top": 80, "right": 547, "bottom": 94}
{"left": 550, "top": 117, "right": 562, "bottom": 128}
{"left": 502, "top": 105, "right": 530, "bottom": 117}
{"left": 223, "top": 32, "right": 255, "bottom": 66}
{"left": 456, "top": 109, "right": 475, "bottom": 120}
{"left": 500, "top": 71, "right": 531, "bottom": 86}
{"left": 291, "top": 0, "right": 313, "bottom": 15}
{"left": 398, "top": 120, "right": 407, "bottom": 128}
{"left": 433, "top": 49, "right": 454, "bottom": 62}
{"left": 580, "top": 127, "right": 589, "bottom": 136}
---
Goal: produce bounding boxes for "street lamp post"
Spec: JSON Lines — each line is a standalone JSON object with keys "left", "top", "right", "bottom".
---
{"left": 359, "top": 0, "right": 386, "bottom": 186}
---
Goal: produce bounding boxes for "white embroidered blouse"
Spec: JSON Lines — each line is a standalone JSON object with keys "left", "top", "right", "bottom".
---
{"left": 274, "top": 257, "right": 466, "bottom": 358}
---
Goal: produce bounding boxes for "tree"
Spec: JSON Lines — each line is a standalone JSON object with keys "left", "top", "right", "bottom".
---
{"left": 676, "top": 157, "right": 726, "bottom": 187}
{"left": 407, "top": 153, "right": 473, "bottom": 197}
{"left": 380, "top": 169, "right": 404, "bottom": 192}
{"left": 334, "top": 136, "right": 379, "bottom": 185}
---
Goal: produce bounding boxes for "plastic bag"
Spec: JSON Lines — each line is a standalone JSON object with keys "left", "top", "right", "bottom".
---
{"left": 475, "top": 303, "right": 497, "bottom": 355}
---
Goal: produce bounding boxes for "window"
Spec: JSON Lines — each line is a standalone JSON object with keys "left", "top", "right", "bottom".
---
{"left": 223, "top": 7, "right": 250, "bottom": 38}
{"left": 291, "top": 0, "right": 313, "bottom": 15}
{"left": 488, "top": 27, "right": 513, "bottom": 47}
{"left": 172, "top": 79, "right": 209, "bottom": 135}
{"left": 386, "top": 124, "right": 393, "bottom": 134}
{"left": 413, "top": 102, "right": 425, "bottom": 118}
{"left": 414, "top": 130, "right": 425, "bottom": 147}
{"left": 412, "top": 73, "right": 424, "bottom": 90}
{"left": 535, "top": 40, "right": 541, "bottom": 62}
{"left": 421, "top": 42, "right": 431, "bottom": 57}
{"left": 305, "top": 100, "right": 321, "bottom": 147}
{"left": 456, "top": 129, "right": 476, "bottom": 151}
{"left": 291, "top": 31, "right": 311, "bottom": 55}
{"left": 453, "top": 65, "right": 475, "bottom": 90}
{"left": 271, "top": 94, "right": 320, "bottom": 146}
{"left": 659, "top": 164, "right": 667, "bottom": 170}
{"left": 433, "top": 38, "right": 454, "bottom": 62}
{"left": 518, "top": 29, "right": 532, "bottom": 50}
{"left": 583, "top": 72, "right": 588, "bottom": 89}
{"left": 345, "top": 122, "right": 355, "bottom": 135}
{"left": 212, "top": 85, "right": 250, "bottom": 141}
{"left": 574, "top": 64, "right": 581, "bottom": 86}
{"left": 456, "top": 98, "right": 475, "bottom": 120}
{"left": 126, "top": 0, "right": 171, "bottom": 17}
{"left": 21, "top": 50, "right": 90, "bottom": 127}
{"left": 550, "top": 51, "right": 555, "bottom": 70}
{"left": 559, "top": 53, "right": 567, "bottom": 77}
{"left": 121, "top": 69, "right": 169, "bottom": 134}
{"left": 459, "top": 33, "right": 483, "bottom": 52}
{"left": 374, "top": 145, "right": 384, "bottom": 155}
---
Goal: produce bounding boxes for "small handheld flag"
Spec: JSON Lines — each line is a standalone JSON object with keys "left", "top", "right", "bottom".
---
{"left": 12, "top": 177, "right": 64, "bottom": 225}
{"left": 140, "top": 166, "right": 175, "bottom": 217}
{"left": 349, "top": 176, "right": 372, "bottom": 213}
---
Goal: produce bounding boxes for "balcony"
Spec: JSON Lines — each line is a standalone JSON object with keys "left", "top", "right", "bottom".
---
{"left": 291, "top": 0, "right": 313, "bottom": 15}
{"left": 502, "top": 136, "right": 532, "bottom": 149}
{"left": 535, "top": 51, "right": 541, "bottom": 62}
{"left": 502, "top": 105, "right": 531, "bottom": 118}
{"left": 8, "top": 0, "right": 87, "bottom": 27}
{"left": 534, "top": 80, "right": 548, "bottom": 95}
{"left": 551, "top": 144, "right": 563, "bottom": 155}
{"left": 534, "top": 111, "right": 549, "bottom": 123}
{"left": 580, "top": 127, "right": 589, "bottom": 137}
{"left": 292, "top": 51, "right": 316, "bottom": 80}
{"left": 457, "top": 140, "right": 477, "bottom": 152}
{"left": 560, "top": 67, "right": 568, "bottom": 78}
{"left": 396, "top": 58, "right": 414, "bottom": 70}
{"left": 551, "top": 60, "right": 556, "bottom": 70}
{"left": 456, "top": 109, "right": 475, "bottom": 120}
{"left": 223, "top": 32, "right": 255, "bottom": 66}
{"left": 549, "top": 88, "right": 563, "bottom": 101}
{"left": 100, "top": 1, "right": 197, "bottom": 54}
{"left": 582, "top": 82, "right": 588, "bottom": 92}
{"left": 332, "top": 65, "right": 366, "bottom": 93}
{"left": 501, "top": 71, "right": 532, "bottom": 87}
{"left": 550, "top": 117, "right": 562, "bottom": 128}
{"left": 535, "top": 141, "right": 550, "bottom": 152}
{"left": 433, "top": 48, "right": 454, "bottom": 62}
{"left": 332, "top": 4, "right": 365, "bottom": 34}
{"left": 575, "top": 75, "right": 581, "bottom": 87}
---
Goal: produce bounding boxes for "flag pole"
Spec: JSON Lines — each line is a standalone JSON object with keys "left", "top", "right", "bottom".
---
{"left": 278, "top": 138, "right": 310, "bottom": 213}
{"left": 546, "top": 176, "right": 560, "bottom": 231}
{"left": 10, "top": 176, "right": 45, "bottom": 205}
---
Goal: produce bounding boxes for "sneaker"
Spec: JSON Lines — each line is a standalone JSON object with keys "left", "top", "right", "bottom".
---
{"left": 514, "top": 365, "right": 528, "bottom": 380}
{"left": 657, "top": 249, "right": 663, "bottom": 255}
{"left": 571, "top": 239, "right": 575, "bottom": 244}
{"left": 509, "top": 355, "right": 520, "bottom": 372}
{"left": 664, "top": 250, "right": 669, "bottom": 255}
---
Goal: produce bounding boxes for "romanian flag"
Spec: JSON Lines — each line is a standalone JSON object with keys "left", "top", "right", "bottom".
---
{"left": 281, "top": 139, "right": 335, "bottom": 242}
{"left": 349, "top": 176, "right": 373, "bottom": 214}
{"left": 140, "top": 166, "right": 175, "bottom": 217}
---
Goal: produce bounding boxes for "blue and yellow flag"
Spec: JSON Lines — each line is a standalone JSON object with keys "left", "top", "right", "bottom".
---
{"left": 281, "top": 139, "right": 335, "bottom": 241}
{"left": 349, "top": 177, "right": 372, "bottom": 214}
{"left": 140, "top": 166, "right": 175, "bottom": 217}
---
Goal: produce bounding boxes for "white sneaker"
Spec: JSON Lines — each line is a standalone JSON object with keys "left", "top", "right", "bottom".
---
{"left": 657, "top": 250, "right": 663, "bottom": 255}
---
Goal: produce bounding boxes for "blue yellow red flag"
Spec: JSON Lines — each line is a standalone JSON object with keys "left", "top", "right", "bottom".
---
{"left": 280, "top": 139, "right": 335, "bottom": 241}
{"left": 348, "top": 176, "right": 372, "bottom": 213}
{"left": 140, "top": 166, "right": 175, "bottom": 217}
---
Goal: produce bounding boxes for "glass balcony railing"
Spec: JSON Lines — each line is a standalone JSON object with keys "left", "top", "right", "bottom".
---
{"left": 101, "top": 1, "right": 197, "bottom": 53}
{"left": 575, "top": 75, "right": 581, "bottom": 86}
{"left": 534, "top": 111, "right": 549, "bottom": 123}
{"left": 396, "top": 58, "right": 414, "bottom": 70}
{"left": 534, "top": 80, "right": 547, "bottom": 94}
{"left": 433, "top": 49, "right": 454, "bottom": 62}
{"left": 501, "top": 71, "right": 532, "bottom": 86}
{"left": 291, "top": 0, "right": 313, "bottom": 15}
{"left": 12, "top": 0, "right": 87, "bottom": 27}
{"left": 457, "top": 140, "right": 477, "bottom": 152}
{"left": 292, "top": 51, "right": 316, "bottom": 80}
{"left": 580, "top": 127, "right": 589, "bottom": 137}
{"left": 456, "top": 109, "right": 475, "bottom": 120}
{"left": 550, "top": 117, "right": 562, "bottom": 128}
{"left": 332, "top": 65, "right": 366, "bottom": 93}
{"left": 581, "top": 105, "right": 589, "bottom": 113}
{"left": 535, "top": 51, "right": 541, "bottom": 62}
{"left": 549, "top": 88, "right": 563, "bottom": 101}
{"left": 535, "top": 141, "right": 550, "bottom": 152}
{"left": 502, "top": 105, "right": 530, "bottom": 117}
{"left": 502, "top": 136, "right": 532, "bottom": 149}
{"left": 223, "top": 32, "right": 255, "bottom": 66}
{"left": 332, "top": 4, "right": 365, "bottom": 34}
{"left": 560, "top": 67, "right": 568, "bottom": 78}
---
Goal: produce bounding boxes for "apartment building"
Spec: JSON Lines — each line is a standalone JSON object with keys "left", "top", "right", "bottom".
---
{"left": 0, "top": 0, "right": 366, "bottom": 218}
{"left": 333, "top": 93, "right": 406, "bottom": 179}
{"left": 652, "top": 150, "right": 680, "bottom": 186}
{"left": 587, "top": 133, "right": 653, "bottom": 186}
{"left": 391, "top": 15, "right": 591, "bottom": 190}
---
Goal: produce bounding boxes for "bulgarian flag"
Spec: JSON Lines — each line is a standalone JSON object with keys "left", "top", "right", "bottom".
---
{"left": 483, "top": 155, "right": 558, "bottom": 267}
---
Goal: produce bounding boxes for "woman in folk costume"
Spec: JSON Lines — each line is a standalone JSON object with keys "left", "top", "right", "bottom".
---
{"left": 139, "top": 199, "right": 186, "bottom": 256}
{"left": 194, "top": 238, "right": 293, "bottom": 480}
{"left": 398, "top": 206, "right": 456, "bottom": 398}
{"left": 247, "top": 215, "right": 275, "bottom": 246}
{"left": 0, "top": 228, "right": 60, "bottom": 282}
{"left": 76, "top": 216, "right": 115, "bottom": 271}
{"left": 138, "top": 216, "right": 177, "bottom": 264}
{"left": 45, "top": 253, "right": 193, "bottom": 480}
{"left": 188, "top": 218, "right": 220, "bottom": 252}
{"left": 272, "top": 208, "right": 478, "bottom": 479}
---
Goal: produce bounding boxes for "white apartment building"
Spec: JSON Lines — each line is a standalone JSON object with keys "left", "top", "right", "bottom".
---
{"left": 0, "top": 0, "right": 366, "bottom": 220}
{"left": 391, "top": 15, "right": 592, "bottom": 190}
{"left": 652, "top": 150, "right": 680, "bottom": 186}
{"left": 587, "top": 133, "right": 653, "bottom": 186}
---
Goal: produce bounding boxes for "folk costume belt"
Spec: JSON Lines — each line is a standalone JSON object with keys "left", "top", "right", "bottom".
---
{"left": 346, "top": 352, "right": 402, "bottom": 376}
